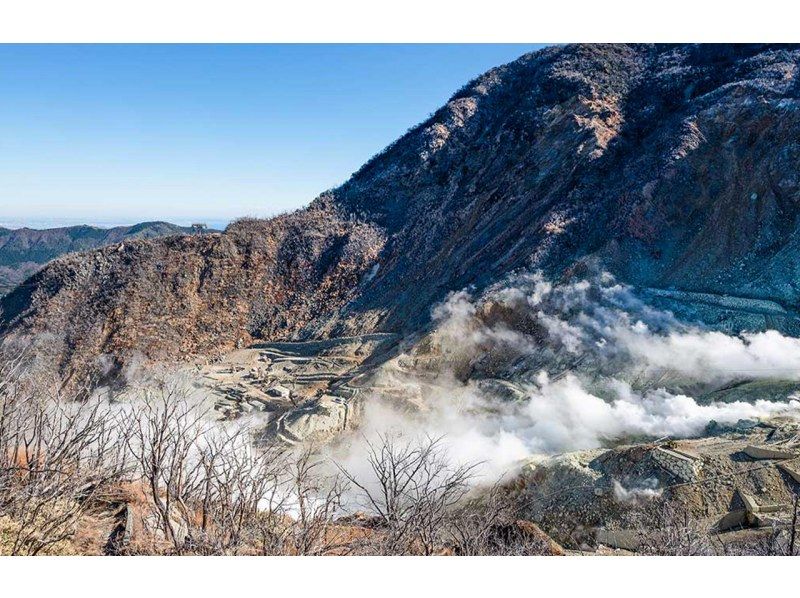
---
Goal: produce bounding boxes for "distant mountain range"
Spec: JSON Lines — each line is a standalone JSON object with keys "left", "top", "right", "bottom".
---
{"left": 0, "top": 222, "right": 193, "bottom": 295}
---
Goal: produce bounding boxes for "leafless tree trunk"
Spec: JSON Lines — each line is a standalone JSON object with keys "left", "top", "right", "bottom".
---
{"left": 123, "top": 381, "right": 208, "bottom": 553}
{"left": 1, "top": 354, "right": 129, "bottom": 555}
{"left": 337, "top": 433, "right": 478, "bottom": 555}
{"left": 283, "top": 445, "right": 348, "bottom": 555}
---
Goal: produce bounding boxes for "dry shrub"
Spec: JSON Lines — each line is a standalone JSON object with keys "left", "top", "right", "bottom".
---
{"left": 0, "top": 353, "right": 561, "bottom": 556}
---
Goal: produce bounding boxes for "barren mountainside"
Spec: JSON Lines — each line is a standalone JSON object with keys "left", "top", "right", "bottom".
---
{"left": 3, "top": 43, "right": 800, "bottom": 382}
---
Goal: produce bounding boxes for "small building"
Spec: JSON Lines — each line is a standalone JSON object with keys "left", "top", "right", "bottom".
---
{"left": 190, "top": 223, "right": 208, "bottom": 234}
{"left": 266, "top": 384, "right": 292, "bottom": 399}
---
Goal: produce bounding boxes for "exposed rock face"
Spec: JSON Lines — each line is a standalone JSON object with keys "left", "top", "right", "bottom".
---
{"left": 0, "top": 221, "right": 190, "bottom": 296}
{"left": 274, "top": 394, "right": 350, "bottom": 445}
{"left": 4, "top": 44, "right": 800, "bottom": 382}
{"left": 518, "top": 420, "right": 800, "bottom": 550}
{"left": 1, "top": 207, "right": 384, "bottom": 381}
{"left": 328, "top": 43, "right": 800, "bottom": 334}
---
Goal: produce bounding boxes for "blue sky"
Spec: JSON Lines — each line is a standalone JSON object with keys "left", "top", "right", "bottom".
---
{"left": 0, "top": 44, "right": 544, "bottom": 228}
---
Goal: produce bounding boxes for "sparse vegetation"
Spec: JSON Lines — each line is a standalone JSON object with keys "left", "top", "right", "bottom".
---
{"left": 0, "top": 360, "right": 558, "bottom": 556}
{"left": 3, "top": 356, "right": 795, "bottom": 556}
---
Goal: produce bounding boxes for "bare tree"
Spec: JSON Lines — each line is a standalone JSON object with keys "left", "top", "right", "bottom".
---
{"left": 0, "top": 356, "right": 129, "bottom": 555}
{"left": 119, "top": 379, "right": 354, "bottom": 556}
{"left": 337, "top": 433, "right": 478, "bottom": 555}
{"left": 444, "top": 483, "right": 554, "bottom": 555}
{"left": 188, "top": 432, "right": 288, "bottom": 555}
{"left": 123, "top": 381, "right": 211, "bottom": 553}
{"left": 280, "top": 445, "right": 348, "bottom": 555}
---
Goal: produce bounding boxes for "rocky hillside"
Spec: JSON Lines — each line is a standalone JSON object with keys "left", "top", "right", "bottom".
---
{"left": 0, "top": 207, "right": 383, "bottom": 383}
{"left": 3, "top": 44, "right": 800, "bottom": 383}
{"left": 0, "top": 222, "right": 190, "bottom": 296}
{"left": 327, "top": 43, "right": 800, "bottom": 334}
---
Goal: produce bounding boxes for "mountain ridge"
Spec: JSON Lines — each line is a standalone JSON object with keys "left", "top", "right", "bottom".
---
{"left": 3, "top": 43, "right": 800, "bottom": 384}
{"left": 0, "top": 221, "right": 193, "bottom": 296}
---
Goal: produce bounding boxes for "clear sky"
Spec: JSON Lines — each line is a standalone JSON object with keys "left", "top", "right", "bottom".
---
{"left": 0, "top": 44, "right": 545, "bottom": 229}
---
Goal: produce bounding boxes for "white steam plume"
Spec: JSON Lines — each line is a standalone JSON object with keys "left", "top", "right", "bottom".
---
{"left": 340, "top": 271, "right": 800, "bottom": 481}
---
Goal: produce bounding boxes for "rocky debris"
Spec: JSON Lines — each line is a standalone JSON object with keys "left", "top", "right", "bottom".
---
{"left": 273, "top": 395, "right": 350, "bottom": 445}
{"left": 517, "top": 420, "right": 800, "bottom": 550}
{"left": 520, "top": 451, "right": 606, "bottom": 527}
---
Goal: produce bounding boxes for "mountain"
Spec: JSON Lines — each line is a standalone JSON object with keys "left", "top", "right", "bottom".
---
{"left": 0, "top": 222, "right": 192, "bottom": 296}
{"left": 3, "top": 43, "right": 800, "bottom": 384}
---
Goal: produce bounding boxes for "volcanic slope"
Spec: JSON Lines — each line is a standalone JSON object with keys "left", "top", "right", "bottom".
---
{"left": 4, "top": 44, "right": 800, "bottom": 382}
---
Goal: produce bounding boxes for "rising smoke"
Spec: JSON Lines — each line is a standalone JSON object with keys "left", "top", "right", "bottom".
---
{"left": 339, "top": 271, "right": 800, "bottom": 481}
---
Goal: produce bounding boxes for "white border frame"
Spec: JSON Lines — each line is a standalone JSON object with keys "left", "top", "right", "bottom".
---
{"left": 0, "top": 0, "right": 798, "bottom": 42}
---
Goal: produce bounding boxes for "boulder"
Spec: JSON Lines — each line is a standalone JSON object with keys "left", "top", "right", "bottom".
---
{"left": 278, "top": 395, "right": 349, "bottom": 443}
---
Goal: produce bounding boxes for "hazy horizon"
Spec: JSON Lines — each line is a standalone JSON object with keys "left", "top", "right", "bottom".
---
{"left": 1, "top": 44, "right": 545, "bottom": 228}
{"left": 0, "top": 216, "right": 233, "bottom": 231}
